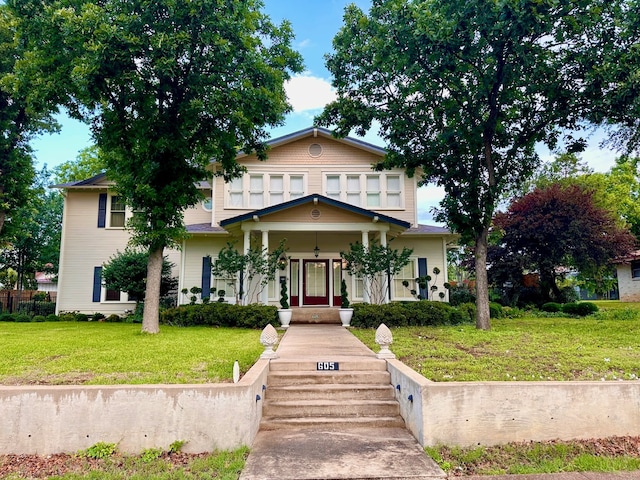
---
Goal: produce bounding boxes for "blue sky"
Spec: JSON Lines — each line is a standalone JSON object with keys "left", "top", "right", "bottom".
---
{"left": 30, "top": 0, "right": 619, "bottom": 223}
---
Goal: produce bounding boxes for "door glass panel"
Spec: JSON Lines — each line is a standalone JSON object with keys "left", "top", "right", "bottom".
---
{"left": 333, "top": 262, "right": 341, "bottom": 295}
{"left": 305, "top": 262, "right": 327, "bottom": 296}
{"left": 291, "top": 261, "right": 299, "bottom": 296}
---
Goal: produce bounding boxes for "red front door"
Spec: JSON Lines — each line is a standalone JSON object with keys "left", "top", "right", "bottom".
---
{"left": 303, "top": 259, "right": 329, "bottom": 305}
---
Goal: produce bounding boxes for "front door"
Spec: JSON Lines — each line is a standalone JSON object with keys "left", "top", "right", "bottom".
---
{"left": 303, "top": 259, "right": 329, "bottom": 305}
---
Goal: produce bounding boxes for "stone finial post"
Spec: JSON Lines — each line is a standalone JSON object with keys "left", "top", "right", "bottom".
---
{"left": 375, "top": 323, "right": 396, "bottom": 359}
{"left": 260, "top": 324, "right": 279, "bottom": 359}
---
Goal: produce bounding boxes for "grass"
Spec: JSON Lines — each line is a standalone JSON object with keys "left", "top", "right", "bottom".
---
{"left": 426, "top": 438, "right": 640, "bottom": 475}
{"left": 0, "top": 322, "right": 264, "bottom": 385}
{"left": 351, "top": 315, "right": 640, "bottom": 382}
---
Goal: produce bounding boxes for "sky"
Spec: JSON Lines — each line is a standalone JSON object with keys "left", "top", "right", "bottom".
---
{"left": 30, "top": 0, "right": 621, "bottom": 224}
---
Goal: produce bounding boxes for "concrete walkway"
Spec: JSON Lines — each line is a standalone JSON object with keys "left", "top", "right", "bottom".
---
{"left": 240, "top": 325, "right": 640, "bottom": 480}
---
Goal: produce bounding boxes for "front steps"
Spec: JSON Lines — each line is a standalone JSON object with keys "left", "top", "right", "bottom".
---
{"left": 261, "top": 357, "right": 405, "bottom": 430}
{"left": 291, "top": 307, "right": 341, "bottom": 324}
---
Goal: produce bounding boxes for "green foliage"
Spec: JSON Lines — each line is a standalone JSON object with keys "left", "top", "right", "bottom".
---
{"left": 79, "top": 442, "right": 117, "bottom": 459}
{"left": 45, "top": 313, "right": 58, "bottom": 322}
{"left": 105, "top": 314, "right": 122, "bottom": 323}
{"left": 212, "top": 240, "right": 288, "bottom": 305}
{"left": 169, "top": 440, "right": 186, "bottom": 454}
{"left": 340, "top": 278, "right": 350, "bottom": 309}
{"left": 53, "top": 145, "right": 105, "bottom": 184}
{"left": 457, "top": 303, "right": 477, "bottom": 323}
{"left": 92, "top": 312, "right": 106, "bottom": 322}
{"left": 542, "top": 302, "right": 563, "bottom": 313}
{"left": 58, "top": 312, "right": 76, "bottom": 322}
{"left": 140, "top": 447, "right": 163, "bottom": 463}
{"left": 340, "top": 241, "right": 412, "bottom": 304}
{"left": 14, "top": 313, "right": 30, "bottom": 323}
{"left": 351, "top": 301, "right": 471, "bottom": 328}
{"left": 562, "top": 302, "right": 599, "bottom": 317}
{"left": 75, "top": 313, "right": 89, "bottom": 322}
{"left": 160, "top": 303, "right": 278, "bottom": 329}
{"left": 279, "top": 281, "right": 289, "bottom": 310}
{"left": 446, "top": 281, "right": 476, "bottom": 306}
{"left": 0, "top": 313, "right": 15, "bottom": 322}
{"left": 32, "top": 314, "right": 45, "bottom": 322}
{"left": 489, "top": 302, "right": 504, "bottom": 319}
{"left": 102, "top": 249, "right": 177, "bottom": 305}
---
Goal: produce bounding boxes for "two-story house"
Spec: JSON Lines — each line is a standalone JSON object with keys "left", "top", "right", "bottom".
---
{"left": 54, "top": 127, "right": 456, "bottom": 315}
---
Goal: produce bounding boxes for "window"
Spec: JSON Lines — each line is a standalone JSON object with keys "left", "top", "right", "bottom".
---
{"left": 105, "top": 287, "right": 122, "bottom": 301}
{"left": 109, "top": 196, "right": 126, "bottom": 228}
{"left": 323, "top": 173, "right": 404, "bottom": 209}
{"left": 394, "top": 260, "right": 416, "bottom": 299}
{"left": 270, "top": 175, "right": 284, "bottom": 205}
{"left": 632, "top": 261, "right": 640, "bottom": 279}
{"left": 202, "top": 196, "right": 213, "bottom": 211}
{"left": 226, "top": 173, "right": 307, "bottom": 208}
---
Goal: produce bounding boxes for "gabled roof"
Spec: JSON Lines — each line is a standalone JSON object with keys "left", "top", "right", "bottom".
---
{"left": 612, "top": 250, "right": 640, "bottom": 265}
{"left": 233, "top": 126, "right": 387, "bottom": 160}
{"left": 52, "top": 172, "right": 108, "bottom": 189}
{"left": 220, "top": 194, "right": 411, "bottom": 229}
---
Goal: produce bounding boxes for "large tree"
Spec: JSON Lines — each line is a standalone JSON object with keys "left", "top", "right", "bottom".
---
{"left": 13, "top": 0, "right": 303, "bottom": 333}
{"left": 317, "top": 0, "right": 616, "bottom": 329}
{"left": 0, "top": 5, "right": 57, "bottom": 240}
{"left": 493, "top": 184, "right": 636, "bottom": 302}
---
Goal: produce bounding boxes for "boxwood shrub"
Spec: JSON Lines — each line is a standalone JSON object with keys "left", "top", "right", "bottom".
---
{"left": 351, "top": 301, "right": 472, "bottom": 328}
{"left": 0, "top": 313, "right": 15, "bottom": 322}
{"left": 561, "top": 302, "right": 598, "bottom": 316}
{"left": 160, "top": 303, "right": 278, "bottom": 329}
{"left": 541, "top": 302, "right": 562, "bottom": 313}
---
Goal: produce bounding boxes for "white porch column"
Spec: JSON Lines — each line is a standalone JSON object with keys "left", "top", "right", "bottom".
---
{"left": 261, "top": 230, "right": 269, "bottom": 305}
{"left": 362, "top": 230, "right": 370, "bottom": 303}
{"left": 242, "top": 230, "right": 251, "bottom": 305}
{"left": 380, "top": 231, "right": 389, "bottom": 304}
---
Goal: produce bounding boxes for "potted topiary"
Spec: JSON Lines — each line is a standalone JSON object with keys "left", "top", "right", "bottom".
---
{"left": 277, "top": 281, "right": 292, "bottom": 328}
{"left": 339, "top": 278, "right": 353, "bottom": 327}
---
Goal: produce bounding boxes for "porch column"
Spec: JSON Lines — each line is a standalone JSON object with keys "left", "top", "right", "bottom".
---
{"left": 261, "top": 230, "right": 269, "bottom": 305}
{"left": 362, "top": 230, "right": 370, "bottom": 303}
{"left": 242, "top": 230, "right": 251, "bottom": 305}
{"left": 380, "top": 231, "right": 389, "bottom": 304}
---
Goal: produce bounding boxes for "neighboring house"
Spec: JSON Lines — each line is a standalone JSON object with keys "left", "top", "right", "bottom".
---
{"left": 35, "top": 271, "right": 57, "bottom": 294}
{"left": 54, "top": 127, "right": 457, "bottom": 315}
{"left": 612, "top": 250, "right": 640, "bottom": 302}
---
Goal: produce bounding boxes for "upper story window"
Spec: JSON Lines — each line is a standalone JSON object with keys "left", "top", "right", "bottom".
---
{"left": 225, "top": 173, "right": 307, "bottom": 209}
{"left": 110, "top": 196, "right": 126, "bottom": 228}
{"left": 323, "top": 173, "right": 404, "bottom": 209}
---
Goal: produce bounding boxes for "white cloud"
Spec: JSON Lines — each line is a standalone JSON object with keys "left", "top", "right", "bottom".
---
{"left": 285, "top": 73, "right": 336, "bottom": 112}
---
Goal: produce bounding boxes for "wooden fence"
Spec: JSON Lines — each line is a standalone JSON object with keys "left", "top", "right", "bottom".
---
{"left": 0, "top": 290, "right": 57, "bottom": 314}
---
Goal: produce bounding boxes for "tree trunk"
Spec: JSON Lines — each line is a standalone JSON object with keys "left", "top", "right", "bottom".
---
{"left": 474, "top": 227, "right": 491, "bottom": 330}
{"left": 142, "top": 246, "right": 164, "bottom": 334}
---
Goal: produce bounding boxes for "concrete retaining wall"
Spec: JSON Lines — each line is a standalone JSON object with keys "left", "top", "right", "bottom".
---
{"left": 0, "top": 359, "right": 269, "bottom": 454}
{"left": 387, "top": 359, "right": 640, "bottom": 447}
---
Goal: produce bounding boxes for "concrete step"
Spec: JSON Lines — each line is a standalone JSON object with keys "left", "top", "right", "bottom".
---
{"left": 291, "top": 307, "right": 340, "bottom": 324}
{"left": 260, "top": 415, "right": 406, "bottom": 430}
{"left": 263, "top": 399, "right": 400, "bottom": 418}
{"left": 268, "top": 370, "right": 391, "bottom": 386}
{"left": 265, "top": 383, "right": 395, "bottom": 401}
{"left": 269, "top": 358, "right": 387, "bottom": 372}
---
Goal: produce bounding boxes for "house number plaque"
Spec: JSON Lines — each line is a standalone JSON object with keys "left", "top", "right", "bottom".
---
{"left": 317, "top": 361, "right": 339, "bottom": 371}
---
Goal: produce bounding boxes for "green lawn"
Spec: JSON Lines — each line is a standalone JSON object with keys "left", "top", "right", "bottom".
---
{"left": 0, "top": 322, "right": 264, "bottom": 385}
{"left": 351, "top": 314, "right": 640, "bottom": 382}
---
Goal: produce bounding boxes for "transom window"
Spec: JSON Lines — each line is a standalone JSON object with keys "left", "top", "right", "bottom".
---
{"left": 225, "top": 173, "right": 307, "bottom": 209}
{"left": 323, "top": 173, "right": 404, "bottom": 209}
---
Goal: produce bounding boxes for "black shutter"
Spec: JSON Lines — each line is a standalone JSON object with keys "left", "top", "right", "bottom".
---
{"left": 97, "top": 193, "right": 107, "bottom": 228}
{"left": 202, "top": 256, "right": 211, "bottom": 299}
{"left": 418, "top": 258, "right": 428, "bottom": 299}
{"left": 93, "top": 267, "right": 102, "bottom": 302}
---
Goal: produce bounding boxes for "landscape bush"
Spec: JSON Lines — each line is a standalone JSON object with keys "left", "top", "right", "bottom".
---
{"left": 541, "top": 302, "right": 562, "bottom": 313}
{"left": 32, "top": 315, "right": 46, "bottom": 322}
{"left": 0, "top": 313, "right": 15, "bottom": 322}
{"left": 562, "top": 302, "right": 598, "bottom": 317}
{"left": 15, "top": 314, "right": 30, "bottom": 323}
{"left": 457, "top": 302, "right": 476, "bottom": 322}
{"left": 446, "top": 282, "right": 476, "bottom": 306}
{"left": 46, "top": 313, "right": 59, "bottom": 322}
{"left": 489, "top": 302, "right": 504, "bottom": 318}
{"left": 105, "top": 314, "right": 122, "bottom": 323}
{"left": 58, "top": 312, "right": 76, "bottom": 322}
{"left": 75, "top": 313, "right": 90, "bottom": 322}
{"left": 160, "top": 303, "right": 278, "bottom": 328}
{"left": 351, "top": 301, "right": 472, "bottom": 328}
{"left": 92, "top": 312, "right": 106, "bottom": 322}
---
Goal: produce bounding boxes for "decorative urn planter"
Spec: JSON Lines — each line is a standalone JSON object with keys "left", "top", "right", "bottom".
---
{"left": 278, "top": 309, "right": 292, "bottom": 328}
{"left": 339, "top": 308, "right": 353, "bottom": 327}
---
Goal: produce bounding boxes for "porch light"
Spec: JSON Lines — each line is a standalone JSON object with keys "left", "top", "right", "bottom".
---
{"left": 314, "top": 232, "right": 320, "bottom": 258}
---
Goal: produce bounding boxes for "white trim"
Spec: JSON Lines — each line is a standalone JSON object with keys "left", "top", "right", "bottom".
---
{"left": 322, "top": 172, "right": 405, "bottom": 210}
{"left": 224, "top": 172, "right": 309, "bottom": 209}
{"left": 241, "top": 222, "right": 390, "bottom": 233}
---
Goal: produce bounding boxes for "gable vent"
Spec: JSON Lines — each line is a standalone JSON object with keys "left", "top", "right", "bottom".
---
{"left": 310, "top": 208, "right": 321, "bottom": 220}
{"left": 308, "top": 143, "right": 323, "bottom": 157}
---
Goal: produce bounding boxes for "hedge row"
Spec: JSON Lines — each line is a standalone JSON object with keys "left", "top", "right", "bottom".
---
{"left": 541, "top": 302, "right": 599, "bottom": 316}
{"left": 351, "top": 301, "right": 475, "bottom": 328}
{"left": 15, "top": 301, "right": 56, "bottom": 317}
{"left": 160, "top": 303, "right": 278, "bottom": 329}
